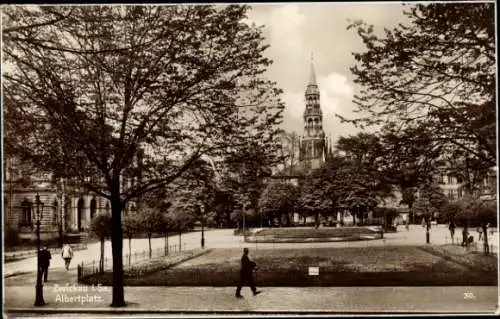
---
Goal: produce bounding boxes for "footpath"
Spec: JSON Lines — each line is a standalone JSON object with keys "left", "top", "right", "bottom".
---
{"left": 5, "top": 285, "right": 498, "bottom": 314}
{"left": 4, "top": 228, "right": 498, "bottom": 315}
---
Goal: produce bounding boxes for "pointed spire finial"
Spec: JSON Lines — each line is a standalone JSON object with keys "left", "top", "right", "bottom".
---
{"left": 309, "top": 52, "right": 317, "bottom": 85}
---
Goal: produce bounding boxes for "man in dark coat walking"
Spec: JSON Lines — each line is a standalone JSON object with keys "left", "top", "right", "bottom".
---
{"left": 235, "top": 248, "right": 261, "bottom": 298}
{"left": 38, "top": 246, "right": 52, "bottom": 282}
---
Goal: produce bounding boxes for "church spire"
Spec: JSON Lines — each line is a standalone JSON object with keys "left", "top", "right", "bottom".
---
{"left": 309, "top": 52, "right": 317, "bottom": 85}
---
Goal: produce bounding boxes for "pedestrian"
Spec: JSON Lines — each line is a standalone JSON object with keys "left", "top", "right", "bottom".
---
{"left": 61, "top": 244, "right": 74, "bottom": 270}
{"left": 449, "top": 221, "right": 456, "bottom": 244}
{"left": 462, "top": 227, "right": 469, "bottom": 247}
{"left": 38, "top": 246, "right": 51, "bottom": 282}
{"left": 235, "top": 247, "right": 261, "bottom": 298}
{"left": 477, "top": 227, "right": 483, "bottom": 241}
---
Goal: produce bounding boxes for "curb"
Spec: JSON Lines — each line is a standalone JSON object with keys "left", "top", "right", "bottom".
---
{"left": 245, "top": 236, "right": 382, "bottom": 243}
{"left": 5, "top": 244, "right": 88, "bottom": 263}
{"left": 4, "top": 271, "right": 32, "bottom": 278}
{"left": 5, "top": 308, "right": 473, "bottom": 315}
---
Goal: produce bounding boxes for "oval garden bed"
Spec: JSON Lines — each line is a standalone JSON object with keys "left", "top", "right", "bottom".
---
{"left": 246, "top": 226, "right": 384, "bottom": 243}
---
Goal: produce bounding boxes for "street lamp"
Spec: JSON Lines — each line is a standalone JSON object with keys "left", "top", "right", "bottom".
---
{"left": 59, "top": 178, "right": 66, "bottom": 248}
{"left": 34, "top": 192, "right": 45, "bottom": 306}
{"left": 200, "top": 204, "right": 205, "bottom": 249}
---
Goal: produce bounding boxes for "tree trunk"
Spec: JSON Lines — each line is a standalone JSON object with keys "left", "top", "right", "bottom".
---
{"left": 482, "top": 224, "right": 489, "bottom": 255}
{"left": 353, "top": 210, "right": 356, "bottom": 226}
{"left": 128, "top": 237, "right": 131, "bottom": 265}
{"left": 426, "top": 216, "right": 431, "bottom": 244}
{"left": 178, "top": 231, "right": 182, "bottom": 251}
{"left": 164, "top": 234, "right": 167, "bottom": 256}
{"left": 100, "top": 238, "right": 105, "bottom": 273}
{"left": 463, "top": 225, "right": 469, "bottom": 246}
{"left": 166, "top": 232, "right": 169, "bottom": 255}
{"left": 110, "top": 195, "right": 125, "bottom": 307}
{"left": 409, "top": 202, "right": 414, "bottom": 224}
{"left": 148, "top": 233, "right": 152, "bottom": 259}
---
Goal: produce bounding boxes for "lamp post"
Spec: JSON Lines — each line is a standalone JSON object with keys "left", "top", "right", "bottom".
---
{"left": 200, "top": 204, "right": 205, "bottom": 249}
{"left": 59, "top": 178, "right": 65, "bottom": 248}
{"left": 242, "top": 201, "right": 246, "bottom": 237}
{"left": 34, "top": 192, "right": 45, "bottom": 306}
{"left": 425, "top": 209, "right": 431, "bottom": 244}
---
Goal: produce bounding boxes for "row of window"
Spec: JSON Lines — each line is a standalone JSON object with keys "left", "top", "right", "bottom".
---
{"left": 17, "top": 197, "right": 110, "bottom": 227}
{"left": 19, "top": 199, "right": 59, "bottom": 226}
{"left": 437, "top": 174, "right": 495, "bottom": 187}
{"left": 437, "top": 175, "right": 461, "bottom": 185}
{"left": 446, "top": 188, "right": 464, "bottom": 200}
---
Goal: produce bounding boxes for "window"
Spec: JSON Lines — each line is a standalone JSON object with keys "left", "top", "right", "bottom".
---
{"left": 53, "top": 200, "right": 59, "bottom": 226}
{"left": 90, "top": 198, "right": 96, "bottom": 220}
{"left": 448, "top": 190, "right": 455, "bottom": 200}
{"left": 20, "top": 199, "right": 32, "bottom": 226}
{"left": 438, "top": 175, "right": 444, "bottom": 184}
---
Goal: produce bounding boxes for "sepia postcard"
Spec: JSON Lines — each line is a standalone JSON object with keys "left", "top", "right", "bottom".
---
{"left": 2, "top": 2, "right": 498, "bottom": 317}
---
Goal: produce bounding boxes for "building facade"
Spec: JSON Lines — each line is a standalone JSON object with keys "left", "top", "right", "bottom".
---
{"left": 3, "top": 156, "right": 138, "bottom": 243}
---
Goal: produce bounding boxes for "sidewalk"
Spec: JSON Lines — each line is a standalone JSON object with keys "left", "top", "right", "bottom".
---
{"left": 4, "top": 244, "right": 88, "bottom": 263}
{"left": 5, "top": 285, "right": 498, "bottom": 314}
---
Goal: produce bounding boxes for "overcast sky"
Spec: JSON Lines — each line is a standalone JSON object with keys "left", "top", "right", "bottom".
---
{"left": 246, "top": 3, "right": 409, "bottom": 144}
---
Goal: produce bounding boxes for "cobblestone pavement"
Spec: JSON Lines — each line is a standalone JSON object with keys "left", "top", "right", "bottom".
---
{"left": 4, "top": 286, "right": 498, "bottom": 314}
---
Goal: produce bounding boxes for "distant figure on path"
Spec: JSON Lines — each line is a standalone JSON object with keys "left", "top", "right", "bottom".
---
{"left": 38, "top": 246, "right": 51, "bottom": 282}
{"left": 61, "top": 244, "right": 74, "bottom": 270}
{"left": 235, "top": 248, "right": 261, "bottom": 298}
{"left": 477, "top": 227, "right": 483, "bottom": 241}
{"left": 462, "top": 227, "right": 469, "bottom": 247}
{"left": 448, "top": 221, "right": 456, "bottom": 243}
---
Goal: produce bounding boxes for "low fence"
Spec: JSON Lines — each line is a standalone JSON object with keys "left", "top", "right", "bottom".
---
{"left": 77, "top": 243, "right": 186, "bottom": 282}
{"left": 444, "top": 235, "right": 498, "bottom": 255}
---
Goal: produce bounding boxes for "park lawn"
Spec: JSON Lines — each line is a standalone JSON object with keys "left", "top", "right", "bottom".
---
{"left": 116, "top": 246, "right": 497, "bottom": 286}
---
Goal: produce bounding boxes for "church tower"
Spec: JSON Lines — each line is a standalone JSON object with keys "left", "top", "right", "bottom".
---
{"left": 299, "top": 55, "right": 327, "bottom": 170}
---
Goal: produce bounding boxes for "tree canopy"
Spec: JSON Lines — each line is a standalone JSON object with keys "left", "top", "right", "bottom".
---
{"left": 3, "top": 5, "right": 284, "bottom": 307}
{"left": 259, "top": 180, "right": 299, "bottom": 226}
{"left": 344, "top": 3, "right": 495, "bottom": 172}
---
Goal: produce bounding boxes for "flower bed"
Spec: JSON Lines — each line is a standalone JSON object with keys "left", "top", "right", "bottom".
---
{"left": 247, "top": 226, "right": 384, "bottom": 243}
